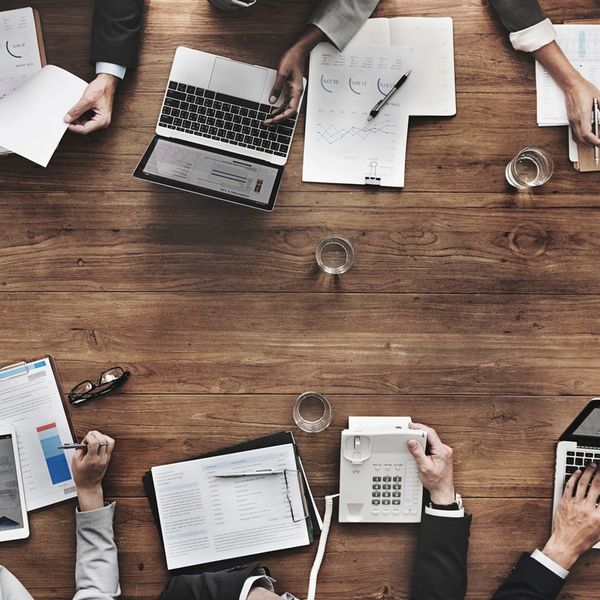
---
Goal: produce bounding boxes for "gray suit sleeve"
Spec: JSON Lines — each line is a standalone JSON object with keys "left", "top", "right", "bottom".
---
{"left": 73, "top": 503, "right": 120, "bottom": 600}
{"left": 308, "top": 0, "right": 380, "bottom": 51}
{"left": 488, "top": 0, "right": 547, "bottom": 32}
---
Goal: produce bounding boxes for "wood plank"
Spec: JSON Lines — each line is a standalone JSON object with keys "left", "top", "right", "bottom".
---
{"left": 63, "top": 393, "right": 589, "bottom": 499}
{"left": 4, "top": 206, "right": 600, "bottom": 293}
{"left": 1, "top": 293, "right": 600, "bottom": 396}
{"left": 3, "top": 498, "right": 599, "bottom": 600}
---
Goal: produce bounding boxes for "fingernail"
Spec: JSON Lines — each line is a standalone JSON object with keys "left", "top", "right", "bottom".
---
{"left": 64, "top": 114, "right": 72, "bottom": 123}
{"left": 269, "top": 96, "right": 277, "bottom": 104}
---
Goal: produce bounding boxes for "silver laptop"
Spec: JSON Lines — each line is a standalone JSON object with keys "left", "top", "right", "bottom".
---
{"left": 553, "top": 398, "right": 600, "bottom": 549}
{"left": 134, "top": 47, "right": 304, "bottom": 211}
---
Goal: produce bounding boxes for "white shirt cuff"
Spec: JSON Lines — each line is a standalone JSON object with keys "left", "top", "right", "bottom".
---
{"left": 531, "top": 549, "right": 569, "bottom": 579}
{"left": 424, "top": 506, "right": 465, "bottom": 518}
{"left": 239, "top": 575, "right": 276, "bottom": 600}
{"left": 510, "top": 18, "right": 556, "bottom": 53}
{"left": 95, "top": 62, "right": 127, "bottom": 80}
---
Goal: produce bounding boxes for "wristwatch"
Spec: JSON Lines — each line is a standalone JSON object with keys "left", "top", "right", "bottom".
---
{"left": 428, "top": 492, "right": 462, "bottom": 511}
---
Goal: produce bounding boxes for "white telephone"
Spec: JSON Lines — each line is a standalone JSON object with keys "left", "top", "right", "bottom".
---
{"left": 338, "top": 416, "right": 427, "bottom": 523}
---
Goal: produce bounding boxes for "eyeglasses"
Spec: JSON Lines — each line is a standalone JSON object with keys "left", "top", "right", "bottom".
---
{"left": 68, "top": 367, "right": 130, "bottom": 405}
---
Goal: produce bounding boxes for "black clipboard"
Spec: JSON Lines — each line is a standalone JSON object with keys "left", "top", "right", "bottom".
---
{"left": 143, "top": 431, "right": 321, "bottom": 573}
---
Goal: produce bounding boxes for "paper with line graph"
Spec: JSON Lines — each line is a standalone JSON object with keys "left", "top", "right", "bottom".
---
{"left": 303, "top": 43, "right": 412, "bottom": 187}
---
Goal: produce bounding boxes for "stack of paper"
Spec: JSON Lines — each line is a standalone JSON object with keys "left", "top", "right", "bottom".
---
{"left": 302, "top": 18, "right": 456, "bottom": 188}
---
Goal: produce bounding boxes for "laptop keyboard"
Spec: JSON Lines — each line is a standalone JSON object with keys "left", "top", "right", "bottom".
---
{"left": 159, "top": 81, "right": 297, "bottom": 158}
{"left": 564, "top": 450, "right": 600, "bottom": 485}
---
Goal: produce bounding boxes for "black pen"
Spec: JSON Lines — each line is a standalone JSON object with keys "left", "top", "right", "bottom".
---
{"left": 367, "top": 69, "right": 412, "bottom": 121}
{"left": 58, "top": 442, "right": 108, "bottom": 450}
{"left": 593, "top": 98, "right": 599, "bottom": 165}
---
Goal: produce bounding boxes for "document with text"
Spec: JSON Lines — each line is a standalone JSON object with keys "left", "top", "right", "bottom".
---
{"left": 152, "top": 444, "right": 311, "bottom": 570}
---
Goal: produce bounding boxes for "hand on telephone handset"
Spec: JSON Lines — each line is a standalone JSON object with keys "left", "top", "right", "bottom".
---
{"left": 407, "top": 423, "right": 455, "bottom": 505}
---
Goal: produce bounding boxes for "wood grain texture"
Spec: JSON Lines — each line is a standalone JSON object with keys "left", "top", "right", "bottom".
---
{"left": 1, "top": 0, "right": 600, "bottom": 598}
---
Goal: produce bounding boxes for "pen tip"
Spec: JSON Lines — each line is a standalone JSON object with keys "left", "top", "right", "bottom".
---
{"left": 367, "top": 115, "right": 372, "bottom": 121}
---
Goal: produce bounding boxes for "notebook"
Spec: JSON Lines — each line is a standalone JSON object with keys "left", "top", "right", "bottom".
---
{"left": 0, "top": 7, "right": 46, "bottom": 156}
{"left": 143, "top": 431, "right": 321, "bottom": 572}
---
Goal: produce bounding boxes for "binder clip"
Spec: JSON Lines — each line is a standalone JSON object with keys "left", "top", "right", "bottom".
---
{"left": 364, "top": 161, "right": 381, "bottom": 186}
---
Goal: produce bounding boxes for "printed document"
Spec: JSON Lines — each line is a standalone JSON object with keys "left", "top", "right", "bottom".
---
{"left": 0, "top": 358, "right": 76, "bottom": 511}
{"left": 0, "top": 7, "right": 44, "bottom": 154}
{"left": 152, "top": 444, "right": 310, "bottom": 570}
{"left": 0, "top": 65, "right": 87, "bottom": 167}
{"left": 536, "top": 25, "right": 600, "bottom": 126}
{"left": 303, "top": 44, "right": 411, "bottom": 187}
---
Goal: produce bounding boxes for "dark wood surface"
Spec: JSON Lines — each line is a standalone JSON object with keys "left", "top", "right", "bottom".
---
{"left": 1, "top": 0, "right": 600, "bottom": 598}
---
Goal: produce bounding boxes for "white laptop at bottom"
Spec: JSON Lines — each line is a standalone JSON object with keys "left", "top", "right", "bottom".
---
{"left": 553, "top": 398, "right": 600, "bottom": 549}
{"left": 134, "top": 47, "right": 305, "bottom": 211}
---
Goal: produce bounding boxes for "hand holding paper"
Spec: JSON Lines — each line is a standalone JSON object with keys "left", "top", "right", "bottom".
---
{"left": 0, "top": 65, "right": 87, "bottom": 167}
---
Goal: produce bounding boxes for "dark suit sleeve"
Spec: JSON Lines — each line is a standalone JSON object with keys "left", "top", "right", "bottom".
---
{"left": 488, "top": 0, "right": 547, "bottom": 32}
{"left": 91, "top": 0, "right": 144, "bottom": 69}
{"left": 159, "top": 562, "right": 262, "bottom": 600}
{"left": 491, "top": 553, "right": 566, "bottom": 600}
{"left": 410, "top": 513, "right": 472, "bottom": 600}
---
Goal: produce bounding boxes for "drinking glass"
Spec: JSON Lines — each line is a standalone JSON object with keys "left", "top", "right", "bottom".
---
{"left": 505, "top": 147, "right": 554, "bottom": 189}
{"left": 316, "top": 236, "right": 355, "bottom": 274}
{"left": 293, "top": 392, "right": 333, "bottom": 433}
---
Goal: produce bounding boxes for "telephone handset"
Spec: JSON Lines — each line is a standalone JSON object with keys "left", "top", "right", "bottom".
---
{"left": 338, "top": 416, "right": 426, "bottom": 523}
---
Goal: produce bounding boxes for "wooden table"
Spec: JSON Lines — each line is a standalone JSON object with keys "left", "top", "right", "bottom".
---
{"left": 2, "top": 0, "right": 600, "bottom": 598}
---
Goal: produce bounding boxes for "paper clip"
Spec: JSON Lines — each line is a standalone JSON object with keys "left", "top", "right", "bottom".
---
{"left": 364, "top": 160, "right": 381, "bottom": 186}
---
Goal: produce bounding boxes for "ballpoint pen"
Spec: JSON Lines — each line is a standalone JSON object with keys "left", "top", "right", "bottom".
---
{"left": 58, "top": 442, "right": 109, "bottom": 450}
{"left": 213, "top": 468, "right": 285, "bottom": 477}
{"left": 367, "top": 69, "right": 412, "bottom": 121}
{"left": 593, "top": 98, "right": 599, "bottom": 165}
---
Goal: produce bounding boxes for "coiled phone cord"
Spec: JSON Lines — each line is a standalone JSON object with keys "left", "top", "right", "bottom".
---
{"left": 306, "top": 493, "right": 339, "bottom": 600}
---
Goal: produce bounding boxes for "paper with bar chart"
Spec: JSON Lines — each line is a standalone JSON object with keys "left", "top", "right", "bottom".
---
{"left": 303, "top": 43, "right": 412, "bottom": 187}
{"left": 0, "top": 358, "right": 76, "bottom": 510}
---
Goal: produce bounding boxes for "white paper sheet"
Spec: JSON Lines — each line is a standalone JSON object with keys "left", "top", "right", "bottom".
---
{"left": 0, "top": 65, "right": 87, "bottom": 167}
{"left": 152, "top": 444, "right": 310, "bottom": 570}
{"left": 536, "top": 25, "right": 600, "bottom": 126}
{"left": 0, "top": 7, "right": 44, "bottom": 155}
{"left": 303, "top": 43, "right": 411, "bottom": 187}
{"left": 348, "top": 17, "right": 456, "bottom": 116}
{"left": 0, "top": 358, "right": 76, "bottom": 511}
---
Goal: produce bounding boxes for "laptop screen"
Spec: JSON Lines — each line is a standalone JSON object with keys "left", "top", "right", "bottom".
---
{"left": 573, "top": 408, "right": 600, "bottom": 438}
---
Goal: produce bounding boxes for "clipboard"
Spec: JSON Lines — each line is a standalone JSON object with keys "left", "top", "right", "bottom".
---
{"left": 143, "top": 431, "right": 322, "bottom": 574}
{"left": 0, "top": 355, "right": 77, "bottom": 511}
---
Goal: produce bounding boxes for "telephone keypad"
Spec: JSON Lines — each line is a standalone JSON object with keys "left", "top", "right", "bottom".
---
{"left": 372, "top": 467, "right": 403, "bottom": 505}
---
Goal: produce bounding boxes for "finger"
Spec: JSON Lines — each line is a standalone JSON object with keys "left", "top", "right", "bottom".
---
{"left": 105, "top": 436, "right": 116, "bottom": 459}
{"left": 67, "top": 115, "right": 107, "bottom": 136}
{"left": 576, "top": 463, "right": 597, "bottom": 499}
{"left": 86, "top": 431, "right": 101, "bottom": 456}
{"left": 565, "top": 468, "right": 582, "bottom": 497}
{"left": 72, "top": 448, "right": 85, "bottom": 465}
{"left": 411, "top": 423, "right": 443, "bottom": 450}
{"left": 264, "top": 106, "right": 297, "bottom": 125}
{"left": 580, "top": 128, "right": 600, "bottom": 147}
{"left": 588, "top": 463, "right": 600, "bottom": 505}
{"left": 269, "top": 72, "right": 287, "bottom": 105}
{"left": 407, "top": 439, "right": 429, "bottom": 471}
{"left": 64, "top": 96, "right": 94, "bottom": 124}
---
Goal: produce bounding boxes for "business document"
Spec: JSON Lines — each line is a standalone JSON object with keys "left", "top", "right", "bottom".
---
{"left": 152, "top": 444, "right": 310, "bottom": 570}
{"left": 303, "top": 44, "right": 412, "bottom": 187}
{"left": 0, "top": 358, "right": 76, "bottom": 511}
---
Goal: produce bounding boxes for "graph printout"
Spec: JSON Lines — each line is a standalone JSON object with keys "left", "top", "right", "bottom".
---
{"left": 0, "top": 358, "right": 76, "bottom": 510}
{"left": 303, "top": 43, "right": 412, "bottom": 186}
{"left": 536, "top": 25, "right": 600, "bottom": 126}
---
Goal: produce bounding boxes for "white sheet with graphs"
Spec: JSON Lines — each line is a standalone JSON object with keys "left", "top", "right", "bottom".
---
{"left": 303, "top": 44, "right": 412, "bottom": 187}
{"left": 536, "top": 25, "right": 600, "bottom": 126}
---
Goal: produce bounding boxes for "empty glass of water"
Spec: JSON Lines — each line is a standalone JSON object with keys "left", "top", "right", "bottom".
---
{"left": 505, "top": 147, "right": 554, "bottom": 189}
{"left": 316, "top": 236, "right": 355, "bottom": 274}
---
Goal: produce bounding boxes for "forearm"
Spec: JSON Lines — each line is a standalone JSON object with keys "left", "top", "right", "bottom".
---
{"left": 534, "top": 41, "right": 582, "bottom": 91}
{"left": 291, "top": 24, "right": 325, "bottom": 58}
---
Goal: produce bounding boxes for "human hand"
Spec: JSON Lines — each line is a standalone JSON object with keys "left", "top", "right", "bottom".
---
{"left": 407, "top": 423, "right": 455, "bottom": 505}
{"left": 542, "top": 463, "right": 600, "bottom": 570}
{"left": 563, "top": 75, "right": 600, "bottom": 147}
{"left": 64, "top": 74, "right": 119, "bottom": 135}
{"left": 71, "top": 430, "right": 115, "bottom": 511}
{"left": 247, "top": 587, "right": 279, "bottom": 600}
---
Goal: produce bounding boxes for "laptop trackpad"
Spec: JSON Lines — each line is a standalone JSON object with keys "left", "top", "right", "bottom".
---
{"left": 209, "top": 57, "right": 267, "bottom": 103}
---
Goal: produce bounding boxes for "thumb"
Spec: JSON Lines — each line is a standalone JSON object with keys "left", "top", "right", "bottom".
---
{"left": 407, "top": 439, "right": 427, "bottom": 467}
{"left": 269, "top": 72, "right": 287, "bottom": 104}
{"left": 65, "top": 94, "right": 93, "bottom": 123}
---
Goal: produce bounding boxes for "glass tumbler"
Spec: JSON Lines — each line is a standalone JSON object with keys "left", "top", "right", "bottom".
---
{"left": 316, "top": 236, "right": 355, "bottom": 274}
{"left": 505, "top": 147, "right": 554, "bottom": 189}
